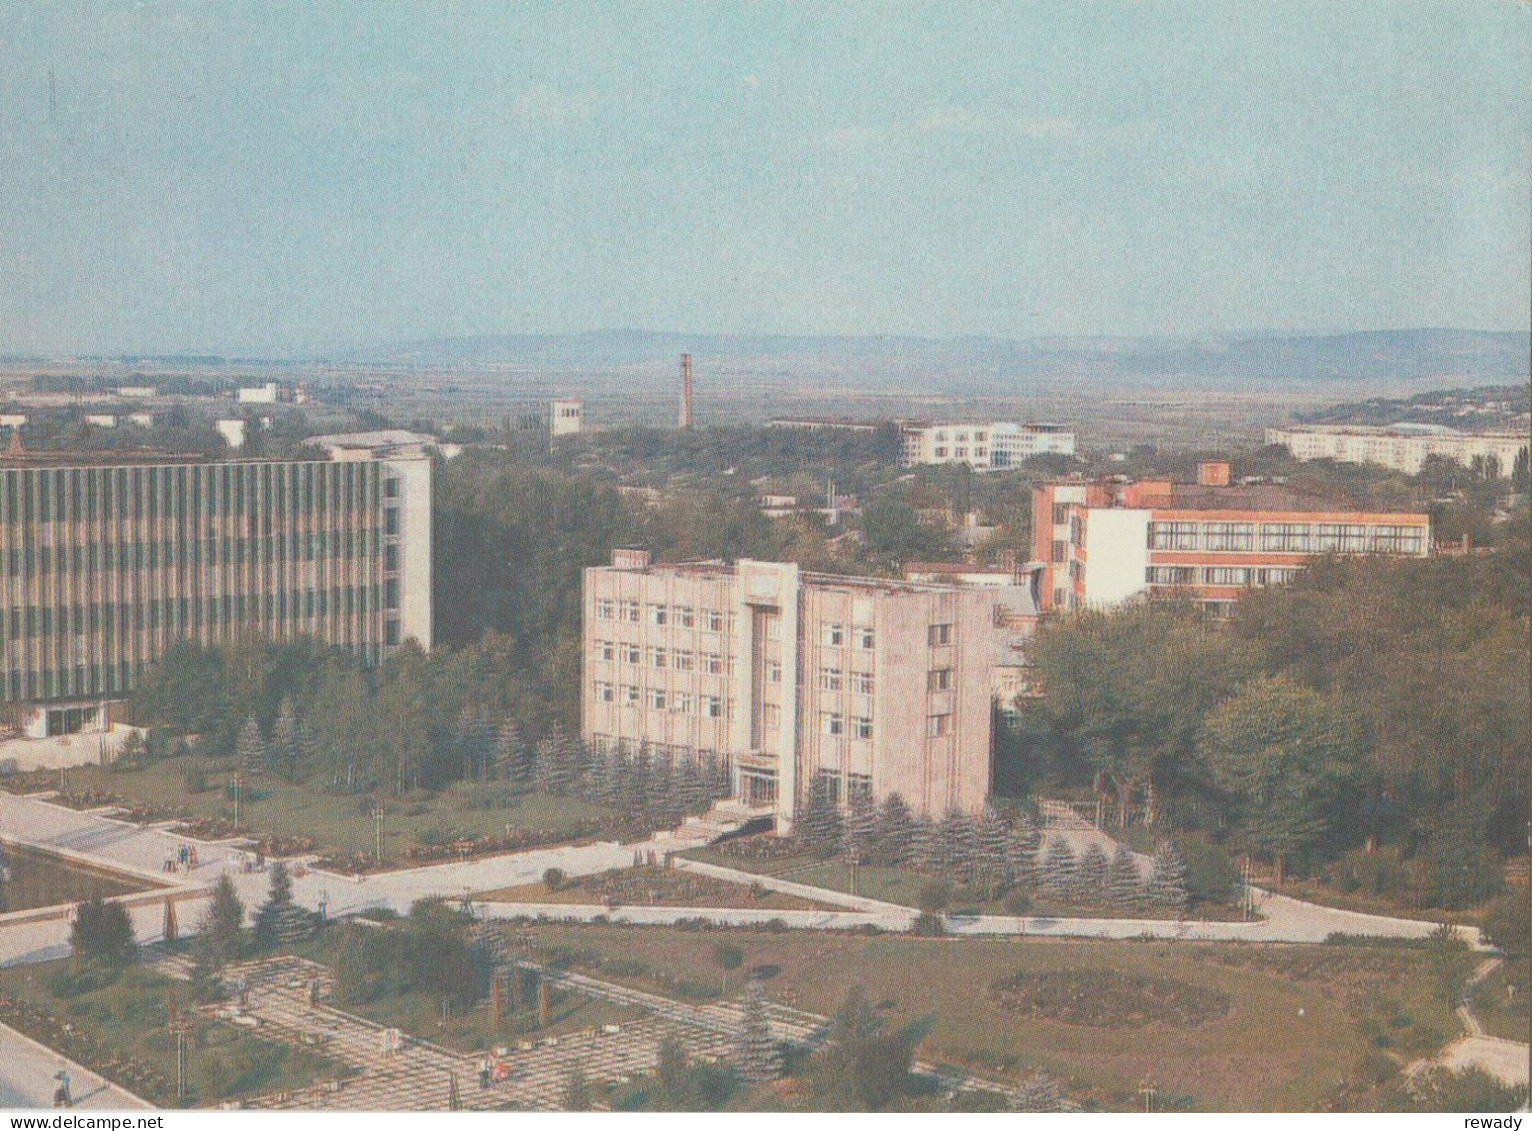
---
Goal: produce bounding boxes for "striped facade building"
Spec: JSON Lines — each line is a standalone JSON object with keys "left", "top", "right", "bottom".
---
{"left": 0, "top": 448, "right": 431, "bottom": 737}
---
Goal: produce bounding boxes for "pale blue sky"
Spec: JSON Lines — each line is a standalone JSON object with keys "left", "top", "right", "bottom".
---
{"left": 1, "top": 1, "right": 1529, "bottom": 355}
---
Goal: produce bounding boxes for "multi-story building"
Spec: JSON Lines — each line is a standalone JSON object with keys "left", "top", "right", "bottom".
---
{"left": 900, "top": 421, "right": 1075, "bottom": 470}
{"left": 582, "top": 551, "right": 996, "bottom": 828}
{"left": 1032, "top": 461, "right": 1431, "bottom": 614}
{"left": 1264, "top": 424, "right": 1529, "bottom": 480}
{"left": 0, "top": 447, "right": 431, "bottom": 738}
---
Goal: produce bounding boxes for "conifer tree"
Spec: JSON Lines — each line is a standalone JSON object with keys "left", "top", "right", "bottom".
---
{"left": 236, "top": 714, "right": 267, "bottom": 776}
{"left": 796, "top": 783, "right": 843, "bottom": 857}
{"left": 254, "top": 862, "right": 314, "bottom": 948}
{"left": 1008, "top": 817, "right": 1042, "bottom": 890}
{"left": 1077, "top": 842, "right": 1110, "bottom": 901}
{"left": 976, "top": 806, "right": 1014, "bottom": 896}
{"left": 873, "top": 792, "right": 915, "bottom": 867}
{"left": 272, "top": 699, "right": 299, "bottom": 776}
{"left": 1147, "top": 839, "right": 1191, "bottom": 914}
{"left": 1038, "top": 838, "right": 1076, "bottom": 901}
{"left": 908, "top": 814, "right": 941, "bottom": 871}
{"left": 1107, "top": 842, "right": 1145, "bottom": 913}
{"left": 494, "top": 718, "right": 526, "bottom": 784}
{"left": 1012, "top": 1071, "right": 1064, "bottom": 1112}
{"left": 735, "top": 979, "right": 783, "bottom": 1083}
{"left": 844, "top": 791, "right": 878, "bottom": 862}
{"left": 939, "top": 808, "right": 980, "bottom": 882}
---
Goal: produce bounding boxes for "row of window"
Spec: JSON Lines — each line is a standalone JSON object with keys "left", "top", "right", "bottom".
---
{"left": 812, "top": 769, "right": 874, "bottom": 806}
{"left": 587, "top": 734, "right": 726, "bottom": 763}
{"left": 593, "top": 641, "right": 732, "bottom": 674}
{"left": 0, "top": 586, "right": 392, "bottom": 643}
{"left": 3, "top": 530, "right": 388, "bottom": 575}
{"left": 1146, "top": 521, "right": 1425, "bottom": 554}
{"left": 594, "top": 681, "right": 732, "bottom": 717}
{"left": 820, "top": 624, "right": 877, "bottom": 648}
{"left": 0, "top": 462, "right": 387, "bottom": 525}
{"left": 593, "top": 600, "right": 733, "bottom": 631}
{"left": 820, "top": 712, "right": 875, "bottom": 739}
{"left": 818, "top": 668, "right": 876, "bottom": 694}
{"left": 1145, "top": 566, "right": 1302, "bottom": 587}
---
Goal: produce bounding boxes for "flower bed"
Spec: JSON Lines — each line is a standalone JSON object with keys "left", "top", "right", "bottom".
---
{"left": 257, "top": 834, "right": 318, "bottom": 858}
{"left": 51, "top": 789, "right": 129, "bottom": 811}
{"left": 118, "top": 803, "right": 192, "bottom": 825}
{"left": 170, "top": 817, "right": 244, "bottom": 842}
{"left": 988, "top": 968, "right": 1232, "bottom": 1028}
{"left": 403, "top": 824, "right": 599, "bottom": 862}
{"left": 0, "top": 770, "right": 60, "bottom": 794}
{"left": 711, "top": 833, "right": 808, "bottom": 863}
{"left": 0, "top": 991, "right": 172, "bottom": 1104}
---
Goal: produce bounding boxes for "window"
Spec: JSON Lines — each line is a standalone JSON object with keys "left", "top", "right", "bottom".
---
{"left": 847, "top": 773, "right": 873, "bottom": 802}
{"left": 1370, "top": 524, "right": 1425, "bottom": 554}
{"left": 763, "top": 703, "right": 781, "bottom": 727}
{"left": 1146, "top": 566, "right": 1195, "bottom": 585}
{"left": 934, "top": 447, "right": 947, "bottom": 457}
{"left": 850, "top": 671, "right": 875, "bottom": 695}
{"left": 649, "top": 688, "right": 667, "bottom": 710}
{"left": 819, "top": 667, "right": 843, "bottom": 691}
{"left": 705, "top": 609, "right": 725, "bottom": 632}
{"left": 702, "top": 652, "right": 725, "bottom": 674}
{"left": 1253, "top": 567, "right": 1301, "bottom": 587}
{"left": 596, "top": 681, "right": 614, "bottom": 703}
{"left": 620, "top": 600, "right": 641, "bottom": 621}
{"left": 648, "top": 647, "right": 668, "bottom": 668}
{"left": 676, "top": 606, "right": 694, "bottom": 627}
{"left": 822, "top": 623, "right": 845, "bottom": 646}
{"left": 853, "top": 716, "right": 873, "bottom": 740}
{"left": 595, "top": 598, "right": 615, "bottom": 620}
{"left": 1202, "top": 566, "right": 1251, "bottom": 586}
{"left": 673, "top": 649, "right": 695, "bottom": 671}
{"left": 1052, "top": 540, "right": 1067, "bottom": 564}
{"left": 1052, "top": 503, "right": 1069, "bottom": 525}
{"left": 621, "top": 643, "right": 641, "bottom": 664}
{"left": 822, "top": 711, "right": 844, "bottom": 736}
{"left": 622, "top": 684, "right": 640, "bottom": 706}
{"left": 673, "top": 691, "right": 693, "bottom": 714}
{"left": 1259, "top": 523, "right": 1313, "bottom": 553}
{"left": 598, "top": 640, "right": 616, "bottom": 662}
{"left": 703, "top": 695, "right": 724, "bottom": 718}
{"left": 927, "top": 668, "right": 952, "bottom": 692}
{"left": 855, "top": 626, "right": 875, "bottom": 649}
{"left": 765, "top": 659, "right": 782, "bottom": 683}
{"left": 927, "top": 713, "right": 951, "bottom": 737}
{"left": 1202, "top": 522, "right": 1255, "bottom": 551}
{"left": 1315, "top": 523, "right": 1369, "bottom": 553}
{"left": 928, "top": 623, "right": 952, "bottom": 646}
{"left": 1148, "top": 521, "right": 1199, "bottom": 550}
{"left": 648, "top": 604, "right": 668, "bottom": 625}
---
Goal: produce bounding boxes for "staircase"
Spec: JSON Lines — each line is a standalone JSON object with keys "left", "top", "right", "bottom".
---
{"left": 671, "top": 799, "right": 774, "bottom": 846}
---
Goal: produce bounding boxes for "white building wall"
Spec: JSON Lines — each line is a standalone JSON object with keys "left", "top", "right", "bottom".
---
{"left": 387, "top": 457, "right": 434, "bottom": 649}
{"left": 1081, "top": 509, "right": 1151, "bottom": 608}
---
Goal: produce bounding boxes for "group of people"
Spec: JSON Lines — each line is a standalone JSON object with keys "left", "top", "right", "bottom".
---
{"left": 162, "top": 843, "right": 199, "bottom": 873}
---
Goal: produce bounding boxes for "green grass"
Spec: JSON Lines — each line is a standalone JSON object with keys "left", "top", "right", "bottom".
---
{"left": 0, "top": 959, "right": 338, "bottom": 1108}
{"left": 509, "top": 922, "right": 1459, "bottom": 1112}
{"left": 1472, "top": 961, "right": 1530, "bottom": 1044}
{"left": 11, "top": 757, "right": 631, "bottom": 866}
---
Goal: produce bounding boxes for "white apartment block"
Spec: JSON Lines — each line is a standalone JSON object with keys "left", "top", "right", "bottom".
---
{"left": 900, "top": 421, "right": 1075, "bottom": 471}
{"left": 1265, "top": 425, "right": 1529, "bottom": 480}
{"left": 583, "top": 552, "right": 996, "bottom": 830}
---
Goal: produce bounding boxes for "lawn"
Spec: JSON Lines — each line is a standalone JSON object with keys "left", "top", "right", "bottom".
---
{"left": 0, "top": 843, "right": 160, "bottom": 913}
{"left": 1472, "top": 960, "right": 1530, "bottom": 1044}
{"left": 4, "top": 757, "right": 634, "bottom": 867}
{"left": 507, "top": 922, "right": 1459, "bottom": 1112}
{"left": 0, "top": 958, "right": 338, "bottom": 1108}
{"left": 473, "top": 865, "right": 836, "bottom": 912}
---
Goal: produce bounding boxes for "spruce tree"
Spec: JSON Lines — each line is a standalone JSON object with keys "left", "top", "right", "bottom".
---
{"left": 735, "top": 979, "right": 783, "bottom": 1083}
{"left": 908, "top": 814, "right": 941, "bottom": 871}
{"left": 796, "top": 784, "right": 842, "bottom": 857}
{"left": 1011, "top": 1071, "right": 1064, "bottom": 1112}
{"left": 1107, "top": 842, "right": 1145, "bottom": 913}
{"left": 976, "top": 806, "right": 1014, "bottom": 896}
{"left": 844, "top": 791, "right": 878, "bottom": 862}
{"left": 872, "top": 792, "right": 915, "bottom": 867}
{"left": 1008, "top": 817, "right": 1042, "bottom": 890}
{"left": 1077, "top": 842, "right": 1110, "bottom": 901}
{"left": 236, "top": 714, "right": 267, "bottom": 776}
{"left": 1147, "top": 839, "right": 1190, "bottom": 914}
{"left": 254, "top": 862, "right": 313, "bottom": 949}
{"left": 202, "top": 874, "right": 245, "bottom": 962}
{"left": 272, "top": 699, "right": 299, "bottom": 776}
{"left": 294, "top": 716, "right": 321, "bottom": 779}
{"left": 939, "top": 808, "right": 980, "bottom": 882}
{"left": 1038, "top": 838, "right": 1076, "bottom": 902}
{"left": 494, "top": 718, "right": 526, "bottom": 784}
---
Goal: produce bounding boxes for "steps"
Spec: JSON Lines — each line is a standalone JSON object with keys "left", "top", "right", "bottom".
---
{"left": 674, "top": 800, "right": 774, "bottom": 846}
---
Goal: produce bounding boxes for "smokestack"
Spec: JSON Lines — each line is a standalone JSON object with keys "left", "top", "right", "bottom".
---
{"left": 679, "top": 353, "right": 694, "bottom": 429}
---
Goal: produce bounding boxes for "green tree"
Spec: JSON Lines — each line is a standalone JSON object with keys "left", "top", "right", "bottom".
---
{"left": 70, "top": 897, "right": 136, "bottom": 966}
{"left": 201, "top": 874, "right": 245, "bottom": 963}
{"left": 1199, "top": 675, "right": 1363, "bottom": 884}
{"left": 253, "top": 863, "right": 314, "bottom": 949}
{"left": 713, "top": 942, "right": 744, "bottom": 997}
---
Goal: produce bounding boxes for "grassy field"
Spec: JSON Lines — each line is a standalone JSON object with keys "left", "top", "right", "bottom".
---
{"left": 511, "top": 922, "right": 1459, "bottom": 1111}
{"left": 473, "top": 866, "right": 834, "bottom": 912}
{"left": 0, "top": 959, "right": 337, "bottom": 1107}
{"left": 1472, "top": 961, "right": 1530, "bottom": 1044}
{"left": 4, "top": 758, "right": 629, "bottom": 866}
{"left": 0, "top": 843, "right": 159, "bottom": 913}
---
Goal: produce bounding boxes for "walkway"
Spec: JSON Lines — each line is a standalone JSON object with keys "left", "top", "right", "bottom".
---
{"left": 0, "top": 1022, "right": 151, "bottom": 1110}
{"left": 1405, "top": 956, "right": 1530, "bottom": 1090}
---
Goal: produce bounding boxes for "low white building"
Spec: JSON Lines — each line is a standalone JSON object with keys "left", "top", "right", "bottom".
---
{"left": 1265, "top": 424, "right": 1529, "bottom": 479}
{"left": 237, "top": 382, "right": 281, "bottom": 404}
{"left": 900, "top": 421, "right": 1075, "bottom": 470}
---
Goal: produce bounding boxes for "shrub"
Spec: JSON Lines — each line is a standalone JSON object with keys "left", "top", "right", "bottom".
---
{"left": 912, "top": 912, "right": 945, "bottom": 936}
{"left": 543, "top": 867, "right": 566, "bottom": 892}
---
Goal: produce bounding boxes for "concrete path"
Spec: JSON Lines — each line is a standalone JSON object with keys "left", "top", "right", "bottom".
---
{"left": 0, "top": 1022, "right": 151, "bottom": 1110}
{"left": 1405, "top": 955, "right": 1530, "bottom": 1090}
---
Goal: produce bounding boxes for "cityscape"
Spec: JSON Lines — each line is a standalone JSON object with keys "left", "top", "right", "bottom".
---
{"left": 0, "top": 2, "right": 1528, "bottom": 1120}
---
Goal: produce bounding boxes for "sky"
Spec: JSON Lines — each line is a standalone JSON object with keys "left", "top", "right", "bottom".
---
{"left": 0, "top": 1, "right": 1529, "bottom": 356}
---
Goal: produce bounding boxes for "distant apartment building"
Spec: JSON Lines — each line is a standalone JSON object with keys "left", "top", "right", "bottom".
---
{"left": 1032, "top": 461, "right": 1431, "bottom": 614}
{"left": 1264, "top": 424, "right": 1530, "bottom": 480}
{"left": 583, "top": 552, "right": 996, "bottom": 828}
{"left": 0, "top": 448, "right": 431, "bottom": 738}
{"left": 504, "top": 400, "right": 584, "bottom": 442}
{"left": 237, "top": 382, "right": 282, "bottom": 405}
{"left": 900, "top": 421, "right": 1075, "bottom": 470}
{"left": 765, "top": 417, "right": 882, "bottom": 433}
{"left": 550, "top": 399, "right": 584, "bottom": 437}
{"left": 307, "top": 429, "right": 461, "bottom": 461}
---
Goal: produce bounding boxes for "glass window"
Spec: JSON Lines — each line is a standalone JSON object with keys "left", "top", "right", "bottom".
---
{"left": 822, "top": 711, "right": 844, "bottom": 736}
{"left": 822, "top": 623, "right": 844, "bottom": 646}
{"left": 927, "top": 668, "right": 952, "bottom": 692}
{"left": 853, "top": 716, "right": 873, "bottom": 739}
{"left": 819, "top": 667, "right": 843, "bottom": 691}
{"left": 927, "top": 713, "right": 951, "bottom": 738}
{"left": 927, "top": 623, "right": 952, "bottom": 646}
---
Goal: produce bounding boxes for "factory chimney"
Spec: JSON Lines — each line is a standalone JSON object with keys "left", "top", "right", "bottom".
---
{"left": 679, "top": 353, "right": 694, "bottom": 429}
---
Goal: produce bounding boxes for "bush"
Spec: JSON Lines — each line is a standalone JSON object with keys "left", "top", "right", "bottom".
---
{"left": 182, "top": 767, "right": 208, "bottom": 794}
{"left": 1174, "top": 833, "right": 1240, "bottom": 904}
{"left": 543, "top": 868, "right": 566, "bottom": 892}
{"left": 912, "top": 912, "right": 945, "bottom": 936}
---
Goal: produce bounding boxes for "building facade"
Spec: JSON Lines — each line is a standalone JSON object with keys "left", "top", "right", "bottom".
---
{"left": 1264, "top": 424, "right": 1530, "bottom": 479}
{"left": 0, "top": 450, "right": 431, "bottom": 737}
{"left": 900, "top": 421, "right": 1075, "bottom": 470}
{"left": 582, "top": 552, "right": 996, "bottom": 828}
{"left": 1032, "top": 462, "right": 1431, "bottom": 614}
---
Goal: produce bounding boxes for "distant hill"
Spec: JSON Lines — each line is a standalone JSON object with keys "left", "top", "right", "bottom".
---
{"left": 343, "top": 328, "right": 1529, "bottom": 385}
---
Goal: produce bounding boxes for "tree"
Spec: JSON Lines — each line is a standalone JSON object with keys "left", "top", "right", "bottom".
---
{"left": 562, "top": 1068, "right": 595, "bottom": 1111}
{"left": 235, "top": 714, "right": 267, "bottom": 776}
{"left": 1107, "top": 843, "right": 1144, "bottom": 913}
{"left": 1007, "top": 818, "right": 1041, "bottom": 890}
{"left": 735, "top": 979, "right": 782, "bottom": 1083}
{"left": 189, "top": 941, "right": 225, "bottom": 1003}
{"left": 1076, "top": 843, "right": 1109, "bottom": 901}
{"left": 821, "top": 985, "right": 913, "bottom": 1109}
{"left": 843, "top": 791, "right": 878, "bottom": 863}
{"left": 493, "top": 718, "right": 527, "bottom": 785}
{"left": 656, "top": 1037, "right": 691, "bottom": 1106}
{"left": 1011, "top": 1071, "right": 1064, "bottom": 1113}
{"left": 254, "top": 862, "right": 313, "bottom": 949}
{"left": 202, "top": 874, "right": 246, "bottom": 962}
{"left": 542, "top": 867, "right": 566, "bottom": 893}
{"left": 1200, "top": 675, "right": 1364, "bottom": 884}
{"left": 713, "top": 942, "right": 744, "bottom": 997}
{"left": 872, "top": 793, "right": 916, "bottom": 866}
{"left": 796, "top": 785, "right": 843, "bottom": 857}
{"left": 70, "top": 898, "right": 136, "bottom": 965}
{"left": 1038, "top": 839, "right": 1076, "bottom": 902}
{"left": 271, "top": 698, "right": 299, "bottom": 776}
{"left": 1481, "top": 885, "right": 1529, "bottom": 958}
{"left": 975, "top": 807, "right": 1014, "bottom": 898}
{"left": 1147, "top": 840, "right": 1190, "bottom": 914}
{"left": 916, "top": 878, "right": 952, "bottom": 915}
{"left": 938, "top": 808, "right": 980, "bottom": 883}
